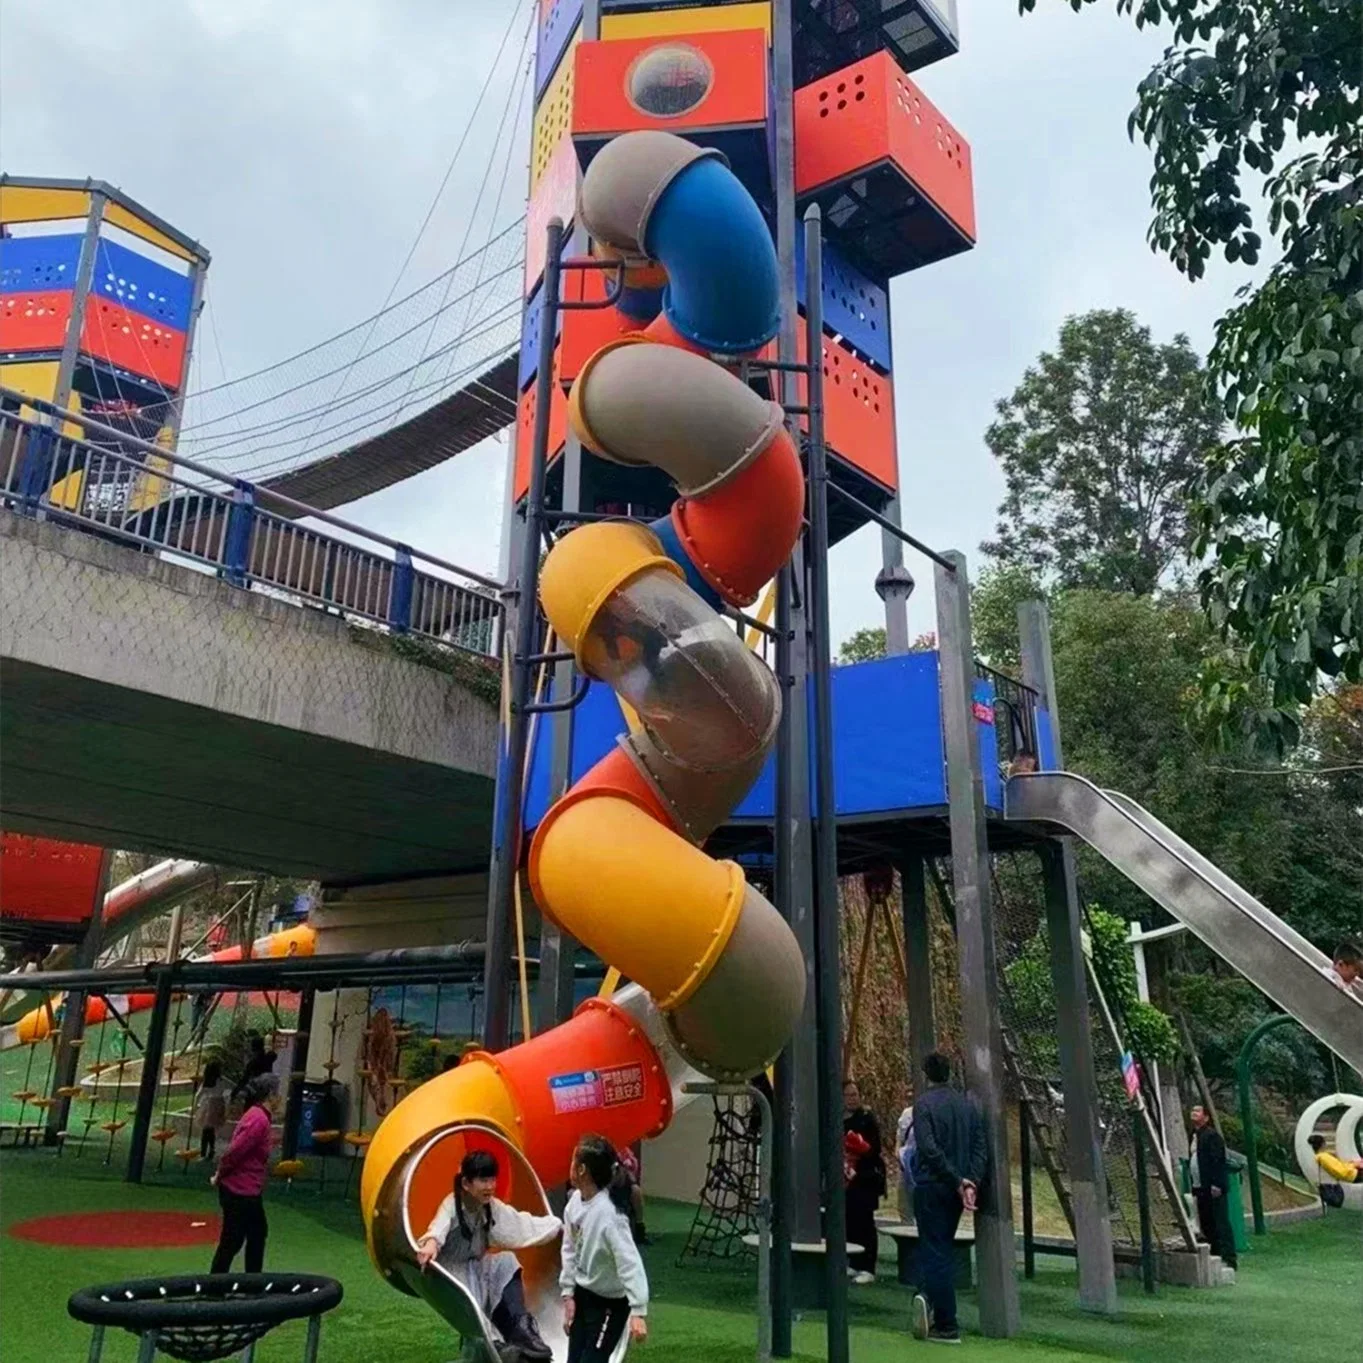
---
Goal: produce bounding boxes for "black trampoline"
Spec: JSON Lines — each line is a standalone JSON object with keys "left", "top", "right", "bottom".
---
{"left": 68, "top": 1273, "right": 343, "bottom": 1362}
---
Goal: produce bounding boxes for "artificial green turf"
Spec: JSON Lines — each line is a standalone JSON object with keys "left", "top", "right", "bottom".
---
{"left": 1, "top": 1147, "right": 1359, "bottom": 1362}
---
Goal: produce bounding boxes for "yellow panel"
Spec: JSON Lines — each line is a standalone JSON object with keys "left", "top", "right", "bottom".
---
{"left": 0, "top": 364, "right": 83, "bottom": 436}
{"left": 0, "top": 184, "right": 90, "bottom": 226}
{"left": 47, "top": 468, "right": 85, "bottom": 511}
{"left": 530, "top": 27, "right": 580, "bottom": 192}
{"left": 0, "top": 361, "right": 60, "bottom": 404}
{"left": 103, "top": 200, "right": 199, "bottom": 263}
{"left": 601, "top": 1, "right": 771, "bottom": 41}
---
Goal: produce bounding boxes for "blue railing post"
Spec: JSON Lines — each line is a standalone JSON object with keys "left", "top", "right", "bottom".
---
{"left": 390, "top": 547, "right": 414, "bottom": 634}
{"left": 16, "top": 423, "right": 55, "bottom": 514}
{"left": 223, "top": 481, "right": 256, "bottom": 587}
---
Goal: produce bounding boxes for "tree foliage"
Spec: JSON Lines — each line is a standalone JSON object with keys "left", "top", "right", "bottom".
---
{"left": 836, "top": 627, "right": 935, "bottom": 663}
{"left": 1020, "top": 0, "right": 1363, "bottom": 741}
{"left": 983, "top": 309, "right": 1222, "bottom": 594}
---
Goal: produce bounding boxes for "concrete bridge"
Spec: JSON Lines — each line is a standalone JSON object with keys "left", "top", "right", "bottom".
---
{"left": 0, "top": 510, "right": 499, "bottom": 883}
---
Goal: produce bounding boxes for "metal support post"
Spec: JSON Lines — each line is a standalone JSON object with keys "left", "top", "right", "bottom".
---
{"left": 897, "top": 855, "right": 937, "bottom": 1079}
{"left": 281, "top": 987, "right": 317, "bottom": 1162}
{"left": 934, "top": 549, "right": 1020, "bottom": 1337}
{"left": 684, "top": 1081, "right": 773, "bottom": 1363}
{"left": 1237, "top": 1012, "right": 1295, "bottom": 1236}
{"left": 52, "top": 190, "right": 107, "bottom": 413}
{"left": 1020, "top": 600, "right": 1119, "bottom": 1313}
{"left": 770, "top": 0, "right": 820, "bottom": 1341}
{"left": 483, "top": 218, "right": 564, "bottom": 1052}
{"left": 1020, "top": 1101, "right": 1035, "bottom": 1279}
{"left": 875, "top": 497, "right": 914, "bottom": 656}
{"left": 47, "top": 852, "right": 113, "bottom": 1145}
{"left": 126, "top": 967, "right": 176, "bottom": 1183}
{"left": 802, "top": 205, "right": 849, "bottom": 1363}
{"left": 1133, "top": 1109, "right": 1156, "bottom": 1293}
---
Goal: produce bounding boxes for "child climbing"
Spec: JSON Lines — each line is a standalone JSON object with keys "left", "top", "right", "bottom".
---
{"left": 416, "top": 1148, "right": 558, "bottom": 1360}
{"left": 195, "top": 1058, "right": 227, "bottom": 1160}
{"left": 561, "top": 1134, "right": 650, "bottom": 1362}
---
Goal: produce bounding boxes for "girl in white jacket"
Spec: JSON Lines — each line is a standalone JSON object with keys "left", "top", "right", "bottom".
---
{"left": 417, "top": 1148, "right": 560, "bottom": 1359}
{"left": 560, "top": 1135, "right": 650, "bottom": 1361}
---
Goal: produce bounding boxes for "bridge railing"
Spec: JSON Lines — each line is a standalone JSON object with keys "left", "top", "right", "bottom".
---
{"left": 0, "top": 390, "right": 505, "bottom": 661}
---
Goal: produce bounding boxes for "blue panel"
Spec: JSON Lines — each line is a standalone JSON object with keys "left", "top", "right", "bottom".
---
{"left": 0, "top": 234, "right": 82, "bottom": 293}
{"left": 975, "top": 676, "right": 1003, "bottom": 811}
{"left": 526, "top": 652, "right": 953, "bottom": 829}
{"left": 737, "top": 652, "right": 948, "bottom": 819}
{"left": 797, "top": 233, "right": 891, "bottom": 371}
{"left": 536, "top": 0, "right": 582, "bottom": 98}
{"left": 1035, "top": 706, "right": 1058, "bottom": 771}
{"left": 649, "top": 514, "right": 723, "bottom": 610}
{"left": 92, "top": 238, "right": 193, "bottom": 330}
{"left": 518, "top": 281, "right": 563, "bottom": 393}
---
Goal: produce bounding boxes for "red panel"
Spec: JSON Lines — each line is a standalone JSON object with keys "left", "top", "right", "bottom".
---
{"left": 572, "top": 29, "right": 768, "bottom": 139}
{"left": 80, "top": 297, "right": 188, "bottom": 390}
{"left": 559, "top": 270, "right": 647, "bottom": 386}
{"left": 0, "top": 289, "right": 73, "bottom": 353}
{"left": 794, "top": 52, "right": 975, "bottom": 242}
{"left": 796, "top": 327, "right": 897, "bottom": 491}
{"left": 0, "top": 833, "right": 104, "bottom": 926}
{"left": 514, "top": 343, "right": 569, "bottom": 502}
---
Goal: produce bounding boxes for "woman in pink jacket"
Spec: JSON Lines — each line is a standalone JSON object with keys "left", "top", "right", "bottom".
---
{"left": 209, "top": 1076, "right": 276, "bottom": 1273}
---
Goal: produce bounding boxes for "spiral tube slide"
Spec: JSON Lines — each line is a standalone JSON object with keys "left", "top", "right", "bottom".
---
{"left": 0, "top": 921, "right": 316, "bottom": 1050}
{"left": 360, "top": 133, "right": 808, "bottom": 1333}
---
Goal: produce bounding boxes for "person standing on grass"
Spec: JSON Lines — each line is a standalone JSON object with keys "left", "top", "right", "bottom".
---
{"left": 842, "top": 1078, "right": 886, "bottom": 1285}
{"left": 561, "top": 1134, "right": 649, "bottom": 1361}
{"left": 195, "top": 1058, "right": 227, "bottom": 1161}
{"left": 1189, "top": 1104, "right": 1238, "bottom": 1274}
{"left": 209, "top": 1076, "right": 275, "bottom": 1274}
{"left": 908, "top": 1052, "right": 986, "bottom": 1346}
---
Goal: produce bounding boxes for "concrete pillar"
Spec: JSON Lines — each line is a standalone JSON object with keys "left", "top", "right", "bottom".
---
{"left": 876, "top": 497, "right": 914, "bottom": 656}
{"left": 934, "top": 550, "right": 1020, "bottom": 1338}
{"left": 1019, "top": 599, "right": 1119, "bottom": 1314}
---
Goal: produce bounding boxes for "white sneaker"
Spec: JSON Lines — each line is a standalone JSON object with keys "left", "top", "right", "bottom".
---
{"left": 852, "top": 1271, "right": 875, "bottom": 1286}
{"left": 911, "top": 1294, "right": 930, "bottom": 1341}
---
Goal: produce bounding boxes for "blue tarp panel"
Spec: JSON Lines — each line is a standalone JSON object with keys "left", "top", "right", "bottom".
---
{"left": 0, "top": 233, "right": 83, "bottom": 293}
{"left": 524, "top": 651, "right": 952, "bottom": 829}
{"left": 1035, "top": 705, "right": 1058, "bottom": 770}
{"left": 92, "top": 238, "right": 194, "bottom": 330}
{"left": 975, "top": 675, "right": 1003, "bottom": 810}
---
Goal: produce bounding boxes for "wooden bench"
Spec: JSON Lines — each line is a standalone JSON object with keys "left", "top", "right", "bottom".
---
{"left": 881, "top": 1221, "right": 975, "bottom": 1290}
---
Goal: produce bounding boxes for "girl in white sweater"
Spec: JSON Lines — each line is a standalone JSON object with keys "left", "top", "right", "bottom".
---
{"left": 560, "top": 1135, "right": 650, "bottom": 1361}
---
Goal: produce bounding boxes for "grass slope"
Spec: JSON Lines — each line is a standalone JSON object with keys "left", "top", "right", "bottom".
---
{"left": 1, "top": 1149, "right": 1359, "bottom": 1362}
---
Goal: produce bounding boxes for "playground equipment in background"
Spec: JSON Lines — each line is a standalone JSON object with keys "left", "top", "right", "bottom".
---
{"left": 1295, "top": 1094, "right": 1363, "bottom": 1212}
{"left": 0, "top": 923, "right": 316, "bottom": 1050}
{"left": 361, "top": 130, "right": 807, "bottom": 1354}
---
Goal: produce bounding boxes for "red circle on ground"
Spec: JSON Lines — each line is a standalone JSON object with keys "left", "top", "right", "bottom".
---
{"left": 8, "top": 1210, "right": 221, "bottom": 1248}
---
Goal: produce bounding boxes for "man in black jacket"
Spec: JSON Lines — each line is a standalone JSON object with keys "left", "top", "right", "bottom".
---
{"left": 907, "top": 1052, "right": 987, "bottom": 1344}
{"left": 1190, "top": 1105, "right": 1238, "bottom": 1271}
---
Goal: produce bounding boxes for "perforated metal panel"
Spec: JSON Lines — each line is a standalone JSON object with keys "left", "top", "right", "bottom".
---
{"left": 536, "top": 0, "right": 583, "bottom": 98}
{"left": 796, "top": 233, "right": 890, "bottom": 370}
{"left": 518, "top": 280, "right": 564, "bottom": 392}
{"left": 530, "top": 33, "right": 580, "bottom": 192}
{"left": 514, "top": 343, "right": 568, "bottom": 500}
{"left": 1, "top": 289, "right": 73, "bottom": 352}
{"left": 525, "top": 137, "right": 579, "bottom": 296}
{"left": 0, "top": 234, "right": 83, "bottom": 294}
{"left": 80, "top": 296, "right": 187, "bottom": 389}
{"left": 92, "top": 238, "right": 194, "bottom": 330}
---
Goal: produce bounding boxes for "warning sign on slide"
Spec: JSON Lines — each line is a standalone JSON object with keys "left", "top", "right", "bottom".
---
{"left": 549, "top": 1063, "right": 645, "bottom": 1115}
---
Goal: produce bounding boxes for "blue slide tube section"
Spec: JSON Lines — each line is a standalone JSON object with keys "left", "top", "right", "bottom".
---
{"left": 648, "top": 514, "right": 724, "bottom": 609}
{"left": 643, "top": 156, "right": 781, "bottom": 355}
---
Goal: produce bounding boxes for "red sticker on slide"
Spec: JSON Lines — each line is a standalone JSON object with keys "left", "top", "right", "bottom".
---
{"left": 600, "top": 1063, "right": 644, "bottom": 1108}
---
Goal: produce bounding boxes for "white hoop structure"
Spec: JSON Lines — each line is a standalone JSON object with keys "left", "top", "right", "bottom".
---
{"left": 1294, "top": 1093, "right": 1363, "bottom": 1210}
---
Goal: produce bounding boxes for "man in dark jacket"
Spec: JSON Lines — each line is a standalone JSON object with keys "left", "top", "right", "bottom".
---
{"left": 908, "top": 1052, "right": 987, "bottom": 1345}
{"left": 1190, "top": 1105, "right": 1238, "bottom": 1271}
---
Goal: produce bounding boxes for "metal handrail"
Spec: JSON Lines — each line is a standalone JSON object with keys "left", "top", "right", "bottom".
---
{"left": 0, "top": 394, "right": 505, "bottom": 660}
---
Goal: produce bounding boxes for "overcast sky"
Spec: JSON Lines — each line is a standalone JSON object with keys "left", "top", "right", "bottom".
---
{"left": 1, "top": 0, "right": 1264, "bottom": 647}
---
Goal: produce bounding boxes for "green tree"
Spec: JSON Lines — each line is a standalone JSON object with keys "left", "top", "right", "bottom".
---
{"left": 1020, "top": 0, "right": 1363, "bottom": 742}
{"left": 836, "top": 628, "right": 934, "bottom": 664}
{"left": 983, "top": 309, "right": 1222, "bottom": 595}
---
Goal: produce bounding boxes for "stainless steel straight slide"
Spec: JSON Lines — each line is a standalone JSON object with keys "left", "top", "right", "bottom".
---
{"left": 1006, "top": 771, "right": 1363, "bottom": 1073}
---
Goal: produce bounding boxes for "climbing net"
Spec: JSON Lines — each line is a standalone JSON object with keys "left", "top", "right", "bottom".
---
{"left": 677, "top": 1095, "right": 761, "bottom": 1266}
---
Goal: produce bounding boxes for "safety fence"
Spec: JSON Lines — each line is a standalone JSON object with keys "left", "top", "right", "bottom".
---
{"left": 0, "top": 391, "right": 504, "bottom": 660}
